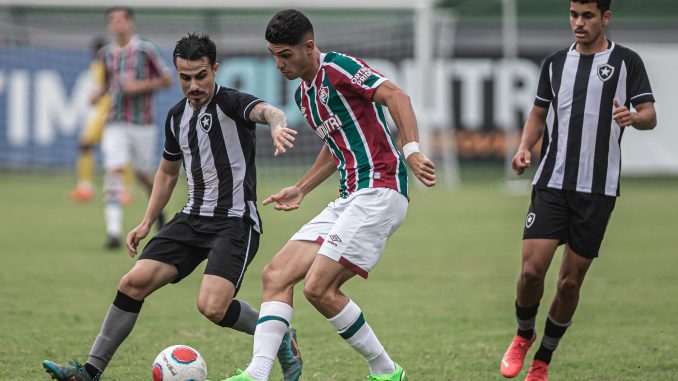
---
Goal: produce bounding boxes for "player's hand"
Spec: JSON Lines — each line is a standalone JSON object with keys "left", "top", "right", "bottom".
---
{"left": 263, "top": 186, "right": 304, "bottom": 211}
{"left": 126, "top": 223, "right": 151, "bottom": 257}
{"left": 613, "top": 98, "right": 634, "bottom": 127}
{"left": 271, "top": 124, "right": 297, "bottom": 157}
{"left": 406, "top": 152, "right": 436, "bottom": 187}
{"left": 512, "top": 148, "right": 531, "bottom": 175}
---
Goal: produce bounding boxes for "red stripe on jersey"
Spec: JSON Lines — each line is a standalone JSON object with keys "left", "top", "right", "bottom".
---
{"left": 324, "top": 65, "right": 400, "bottom": 191}
{"left": 314, "top": 71, "right": 359, "bottom": 192}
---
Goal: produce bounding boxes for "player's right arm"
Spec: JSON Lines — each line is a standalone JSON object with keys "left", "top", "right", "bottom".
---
{"left": 263, "top": 144, "right": 336, "bottom": 211}
{"left": 127, "top": 158, "right": 181, "bottom": 256}
{"left": 512, "top": 105, "right": 548, "bottom": 175}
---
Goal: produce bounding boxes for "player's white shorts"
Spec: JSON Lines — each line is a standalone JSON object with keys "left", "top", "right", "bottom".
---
{"left": 291, "top": 187, "right": 408, "bottom": 278}
{"left": 101, "top": 122, "right": 157, "bottom": 174}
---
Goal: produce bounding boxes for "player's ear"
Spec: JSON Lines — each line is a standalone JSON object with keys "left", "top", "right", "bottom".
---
{"left": 602, "top": 10, "right": 611, "bottom": 27}
{"left": 212, "top": 62, "right": 219, "bottom": 74}
{"left": 303, "top": 39, "right": 315, "bottom": 54}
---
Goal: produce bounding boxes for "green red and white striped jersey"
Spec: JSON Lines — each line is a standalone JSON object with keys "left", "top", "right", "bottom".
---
{"left": 294, "top": 52, "right": 408, "bottom": 199}
{"left": 102, "top": 35, "right": 171, "bottom": 125}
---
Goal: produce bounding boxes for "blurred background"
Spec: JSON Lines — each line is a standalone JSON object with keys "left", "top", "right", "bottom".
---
{"left": 1, "top": 0, "right": 677, "bottom": 179}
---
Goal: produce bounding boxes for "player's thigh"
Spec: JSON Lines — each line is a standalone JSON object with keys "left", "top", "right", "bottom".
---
{"left": 138, "top": 214, "right": 210, "bottom": 284}
{"left": 205, "top": 220, "right": 259, "bottom": 296}
{"left": 197, "top": 274, "right": 237, "bottom": 314}
{"left": 101, "top": 123, "right": 131, "bottom": 171}
{"left": 129, "top": 125, "right": 157, "bottom": 175}
{"left": 318, "top": 188, "right": 408, "bottom": 279}
{"left": 521, "top": 238, "right": 561, "bottom": 277}
{"left": 565, "top": 191, "right": 616, "bottom": 259}
{"left": 119, "top": 259, "right": 179, "bottom": 299}
{"left": 304, "top": 253, "right": 356, "bottom": 293}
{"left": 264, "top": 240, "right": 321, "bottom": 290}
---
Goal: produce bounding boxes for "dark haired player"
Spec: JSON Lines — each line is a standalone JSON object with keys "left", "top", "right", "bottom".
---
{"left": 221, "top": 9, "right": 435, "bottom": 381}
{"left": 42, "top": 33, "right": 302, "bottom": 381}
{"left": 499, "top": 1, "right": 656, "bottom": 380}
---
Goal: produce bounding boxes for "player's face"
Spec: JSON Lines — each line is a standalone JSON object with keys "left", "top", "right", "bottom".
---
{"left": 175, "top": 56, "right": 218, "bottom": 110}
{"left": 107, "top": 10, "right": 134, "bottom": 37}
{"left": 267, "top": 40, "right": 314, "bottom": 81}
{"left": 570, "top": 2, "right": 610, "bottom": 46}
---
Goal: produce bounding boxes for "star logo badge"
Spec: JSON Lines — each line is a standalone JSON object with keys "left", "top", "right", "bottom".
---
{"left": 199, "top": 113, "right": 212, "bottom": 133}
{"left": 597, "top": 63, "right": 615, "bottom": 82}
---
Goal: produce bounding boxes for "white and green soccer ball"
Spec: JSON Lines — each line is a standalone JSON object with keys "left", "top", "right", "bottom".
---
{"left": 152, "top": 345, "right": 207, "bottom": 381}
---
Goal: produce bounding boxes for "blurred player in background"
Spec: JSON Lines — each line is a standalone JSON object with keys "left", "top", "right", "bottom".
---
{"left": 42, "top": 33, "right": 301, "bottom": 381}
{"left": 69, "top": 37, "right": 134, "bottom": 205}
{"left": 96, "top": 6, "right": 173, "bottom": 249}
{"left": 222, "top": 9, "right": 435, "bottom": 381}
{"left": 500, "top": 1, "right": 656, "bottom": 380}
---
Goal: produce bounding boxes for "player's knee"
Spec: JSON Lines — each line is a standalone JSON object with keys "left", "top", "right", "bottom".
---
{"left": 262, "top": 262, "right": 287, "bottom": 291}
{"left": 556, "top": 277, "right": 581, "bottom": 298}
{"left": 520, "top": 266, "right": 545, "bottom": 287}
{"left": 118, "top": 272, "right": 151, "bottom": 300}
{"left": 197, "top": 299, "right": 228, "bottom": 324}
{"left": 302, "top": 280, "right": 329, "bottom": 307}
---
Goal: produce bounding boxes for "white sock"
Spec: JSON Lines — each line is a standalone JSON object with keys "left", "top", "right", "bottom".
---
{"left": 328, "top": 300, "right": 395, "bottom": 375}
{"left": 104, "top": 204, "right": 122, "bottom": 237}
{"left": 245, "top": 301, "right": 293, "bottom": 380}
{"left": 104, "top": 172, "right": 123, "bottom": 237}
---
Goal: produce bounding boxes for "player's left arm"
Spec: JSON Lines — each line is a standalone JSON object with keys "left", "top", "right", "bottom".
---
{"left": 249, "top": 102, "right": 297, "bottom": 156}
{"left": 373, "top": 80, "right": 436, "bottom": 187}
{"left": 613, "top": 99, "right": 656, "bottom": 130}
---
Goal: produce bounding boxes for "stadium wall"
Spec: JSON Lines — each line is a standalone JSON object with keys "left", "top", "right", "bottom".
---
{"left": 0, "top": 6, "right": 676, "bottom": 174}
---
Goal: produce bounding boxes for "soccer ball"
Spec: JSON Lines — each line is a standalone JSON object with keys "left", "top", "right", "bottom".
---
{"left": 152, "top": 345, "right": 207, "bottom": 381}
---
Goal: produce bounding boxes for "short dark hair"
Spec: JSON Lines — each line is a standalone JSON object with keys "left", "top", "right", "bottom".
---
{"left": 571, "top": 0, "right": 611, "bottom": 13}
{"left": 173, "top": 32, "right": 217, "bottom": 67}
{"left": 265, "top": 9, "right": 314, "bottom": 45}
{"left": 105, "top": 6, "right": 134, "bottom": 20}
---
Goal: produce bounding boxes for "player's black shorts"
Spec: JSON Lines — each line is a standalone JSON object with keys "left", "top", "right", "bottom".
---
{"left": 139, "top": 213, "right": 260, "bottom": 293}
{"left": 522, "top": 187, "right": 616, "bottom": 259}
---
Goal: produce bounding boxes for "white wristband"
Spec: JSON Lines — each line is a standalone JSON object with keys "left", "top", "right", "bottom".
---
{"left": 402, "top": 141, "right": 420, "bottom": 159}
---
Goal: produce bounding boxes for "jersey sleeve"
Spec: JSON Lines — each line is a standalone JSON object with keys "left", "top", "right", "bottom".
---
{"left": 144, "top": 41, "right": 173, "bottom": 78}
{"left": 625, "top": 51, "right": 655, "bottom": 107}
{"left": 325, "top": 53, "right": 388, "bottom": 101}
{"left": 162, "top": 112, "right": 182, "bottom": 161}
{"left": 217, "top": 88, "right": 265, "bottom": 125}
{"left": 534, "top": 57, "right": 553, "bottom": 109}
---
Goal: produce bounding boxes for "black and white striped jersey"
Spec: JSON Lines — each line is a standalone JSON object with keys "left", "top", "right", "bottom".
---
{"left": 533, "top": 41, "right": 654, "bottom": 197}
{"left": 163, "top": 85, "right": 264, "bottom": 231}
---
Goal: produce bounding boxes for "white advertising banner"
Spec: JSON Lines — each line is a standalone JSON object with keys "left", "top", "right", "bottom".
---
{"left": 621, "top": 44, "right": 678, "bottom": 175}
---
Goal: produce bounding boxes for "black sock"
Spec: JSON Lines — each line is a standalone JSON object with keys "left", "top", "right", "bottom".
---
{"left": 84, "top": 363, "right": 102, "bottom": 381}
{"left": 516, "top": 301, "right": 539, "bottom": 339}
{"left": 534, "top": 315, "right": 571, "bottom": 364}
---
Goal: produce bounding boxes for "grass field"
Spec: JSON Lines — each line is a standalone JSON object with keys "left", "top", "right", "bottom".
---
{"left": 1, "top": 170, "right": 677, "bottom": 381}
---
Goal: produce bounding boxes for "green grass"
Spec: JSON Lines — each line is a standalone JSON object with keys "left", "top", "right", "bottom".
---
{"left": 1, "top": 171, "right": 678, "bottom": 380}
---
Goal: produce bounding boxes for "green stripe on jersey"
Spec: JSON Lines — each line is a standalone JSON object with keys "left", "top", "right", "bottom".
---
{"left": 324, "top": 76, "right": 372, "bottom": 190}
{"left": 325, "top": 138, "right": 349, "bottom": 198}
{"left": 328, "top": 52, "right": 382, "bottom": 89}
{"left": 325, "top": 52, "right": 362, "bottom": 76}
{"left": 306, "top": 85, "right": 349, "bottom": 197}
